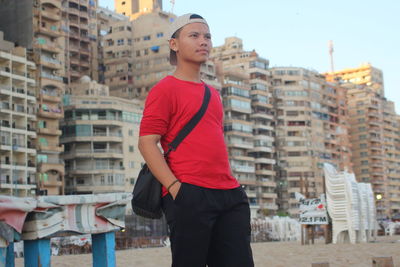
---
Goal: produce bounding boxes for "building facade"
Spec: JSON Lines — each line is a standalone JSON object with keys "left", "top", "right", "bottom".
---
{"left": 344, "top": 83, "right": 400, "bottom": 219}
{"left": 115, "top": 0, "right": 162, "bottom": 20}
{"left": 61, "top": 77, "right": 143, "bottom": 194}
{"left": 0, "top": 32, "right": 37, "bottom": 197}
{"left": 211, "top": 37, "right": 277, "bottom": 217}
{"left": 271, "top": 67, "right": 352, "bottom": 215}
{"left": 326, "top": 64, "right": 400, "bottom": 219}
{"left": 63, "top": 0, "right": 99, "bottom": 83}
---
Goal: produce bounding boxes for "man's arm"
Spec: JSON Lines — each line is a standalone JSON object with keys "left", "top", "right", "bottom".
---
{"left": 138, "top": 134, "right": 181, "bottom": 199}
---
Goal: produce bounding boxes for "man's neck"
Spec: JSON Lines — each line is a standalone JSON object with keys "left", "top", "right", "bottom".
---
{"left": 173, "top": 62, "right": 202, "bottom": 83}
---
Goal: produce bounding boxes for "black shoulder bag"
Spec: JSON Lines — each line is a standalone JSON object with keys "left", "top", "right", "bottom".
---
{"left": 132, "top": 85, "right": 211, "bottom": 219}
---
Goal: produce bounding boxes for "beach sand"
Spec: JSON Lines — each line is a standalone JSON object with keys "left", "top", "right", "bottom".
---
{"left": 15, "top": 235, "right": 400, "bottom": 266}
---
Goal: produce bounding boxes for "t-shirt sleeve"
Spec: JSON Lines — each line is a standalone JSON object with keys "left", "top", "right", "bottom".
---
{"left": 139, "top": 86, "right": 171, "bottom": 137}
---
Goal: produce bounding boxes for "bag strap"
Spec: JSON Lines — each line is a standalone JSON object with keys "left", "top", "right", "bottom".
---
{"left": 164, "top": 84, "right": 211, "bottom": 157}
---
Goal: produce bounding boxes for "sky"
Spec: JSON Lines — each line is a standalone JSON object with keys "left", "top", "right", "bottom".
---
{"left": 100, "top": 0, "right": 400, "bottom": 112}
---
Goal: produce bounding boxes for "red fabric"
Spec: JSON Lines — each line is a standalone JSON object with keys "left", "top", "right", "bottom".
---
{"left": 140, "top": 75, "right": 239, "bottom": 196}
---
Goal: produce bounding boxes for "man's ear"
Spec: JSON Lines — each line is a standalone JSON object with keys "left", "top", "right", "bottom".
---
{"left": 169, "top": 38, "right": 178, "bottom": 52}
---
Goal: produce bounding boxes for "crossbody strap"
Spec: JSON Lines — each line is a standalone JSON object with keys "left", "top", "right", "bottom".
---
{"left": 164, "top": 85, "right": 211, "bottom": 157}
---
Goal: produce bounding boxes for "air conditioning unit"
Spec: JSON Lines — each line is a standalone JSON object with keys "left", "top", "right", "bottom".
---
{"left": 52, "top": 70, "right": 58, "bottom": 75}
{"left": 52, "top": 54, "right": 57, "bottom": 59}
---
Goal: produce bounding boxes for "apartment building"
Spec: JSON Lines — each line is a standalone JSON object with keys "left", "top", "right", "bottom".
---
{"left": 63, "top": 0, "right": 99, "bottom": 83}
{"left": 211, "top": 37, "right": 277, "bottom": 217}
{"left": 101, "top": 11, "right": 175, "bottom": 99}
{"left": 325, "top": 63, "right": 384, "bottom": 96}
{"left": 341, "top": 83, "right": 400, "bottom": 219}
{"left": 61, "top": 76, "right": 143, "bottom": 194}
{"left": 271, "top": 67, "right": 352, "bottom": 216}
{"left": 97, "top": 7, "right": 129, "bottom": 84}
{"left": 115, "top": 0, "right": 162, "bottom": 20}
{"left": 326, "top": 64, "right": 400, "bottom": 219}
{"left": 0, "top": 32, "right": 37, "bottom": 197}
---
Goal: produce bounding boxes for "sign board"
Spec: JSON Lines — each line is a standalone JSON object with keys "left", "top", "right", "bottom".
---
{"left": 295, "top": 192, "right": 328, "bottom": 225}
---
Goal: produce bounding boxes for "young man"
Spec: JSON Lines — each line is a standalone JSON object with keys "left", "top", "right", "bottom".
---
{"left": 138, "top": 14, "right": 254, "bottom": 267}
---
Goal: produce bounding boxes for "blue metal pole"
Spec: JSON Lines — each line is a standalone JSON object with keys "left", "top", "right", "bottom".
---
{"left": 0, "top": 246, "right": 6, "bottom": 267}
{"left": 6, "top": 243, "right": 14, "bottom": 267}
{"left": 23, "top": 239, "right": 51, "bottom": 267}
{"left": 91, "top": 232, "right": 116, "bottom": 267}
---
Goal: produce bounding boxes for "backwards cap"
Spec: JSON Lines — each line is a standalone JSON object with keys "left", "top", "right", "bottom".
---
{"left": 169, "top": 13, "right": 208, "bottom": 65}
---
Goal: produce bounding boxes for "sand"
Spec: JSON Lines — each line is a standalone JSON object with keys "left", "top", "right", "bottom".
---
{"left": 15, "top": 235, "right": 400, "bottom": 267}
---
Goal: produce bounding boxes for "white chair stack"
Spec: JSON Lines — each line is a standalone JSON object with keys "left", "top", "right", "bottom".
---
{"left": 323, "top": 163, "right": 377, "bottom": 244}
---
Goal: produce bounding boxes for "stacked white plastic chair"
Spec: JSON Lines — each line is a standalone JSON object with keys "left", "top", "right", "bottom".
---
{"left": 323, "top": 163, "right": 377, "bottom": 244}
{"left": 251, "top": 216, "right": 301, "bottom": 242}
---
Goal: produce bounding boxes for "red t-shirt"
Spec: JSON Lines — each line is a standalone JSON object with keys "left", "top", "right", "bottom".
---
{"left": 139, "top": 75, "right": 239, "bottom": 195}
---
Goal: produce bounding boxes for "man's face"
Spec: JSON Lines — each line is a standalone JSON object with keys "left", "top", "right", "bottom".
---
{"left": 170, "top": 22, "right": 212, "bottom": 65}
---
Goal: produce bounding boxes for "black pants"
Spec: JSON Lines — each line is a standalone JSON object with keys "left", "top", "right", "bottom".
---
{"left": 162, "top": 183, "right": 254, "bottom": 267}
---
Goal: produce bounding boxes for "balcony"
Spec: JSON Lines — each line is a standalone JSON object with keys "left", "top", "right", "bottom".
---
{"left": 67, "top": 166, "right": 124, "bottom": 175}
{"left": 37, "top": 25, "right": 62, "bottom": 37}
{"left": 261, "top": 192, "right": 277, "bottom": 199}
{"left": 38, "top": 126, "right": 62, "bottom": 136}
{"left": 38, "top": 161, "right": 65, "bottom": 175}
{"left": 40, "top": 55, "right": 62, "bottom": 69}
{"left": 38, "top": 108, "right": 63, "bottom": 119}
{"left": 40, "top": 89, "right": 61, "bottom": 103}
{"left": 0, "top": 102, "right": 10, "bottom": 111}
{"left": 63, "top": 148, "right": 124, "bottom": 159}
{"left": 61, "top": 132, "right": 123, "bottom": 143}
{"left": 41, "top": 71, "right": 63, "bottom": 82}
{"left": 38, "top": 143, "right": 64, "bottom": 153}
{"left": 34, "top": 41, "right": 62, "bottom": 54}
{"left": 231, "top": 165, "right": 255, "bottom": 173}
{"left": 42, "top": 0, "right": 62, "bottom": 9}
{"left": 255, "top": 169, "right": 275, "bottom": 176}
{"left": 255, "top": 158, "right": 275, "bottom": 165}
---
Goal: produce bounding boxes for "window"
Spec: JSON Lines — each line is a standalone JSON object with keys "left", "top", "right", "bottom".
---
{"left": 117, "top": 39, "right": 124, "bottom": 46}
{"left": 136, "top": 50, "right": 140, "bottom": 57}
{"left": 156, "top": 32, "right": 164, "bottom": 38}
{"left": 143, "top": 35, "right": 151, "bottom": 41}
{"left": 144, "top": 48, "right": 148, "bottom": 55}
{"left": 128, "top": 129, "right": 133, "bottom": 136}
{"left": 359, "top": 143, "right": 367, "bottom": 148}
{"left": 129, "top": 161, "right": 135, "bottom": 168}
{"left": 360, "top": 152, "right": 368, "bottom": 157}
{"left": 129, "top": 146, "right": 134, "bottom": 152}
{"left": 361, "top": 160, "right": 369, "bottom": 165}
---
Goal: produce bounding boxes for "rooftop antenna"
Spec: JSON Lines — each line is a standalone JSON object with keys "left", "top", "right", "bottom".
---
{"left": 328, "top": 40, "right": 335, "bottom": 73}
{"left": 170, "top": 0, "right": 175, "bottom": 13}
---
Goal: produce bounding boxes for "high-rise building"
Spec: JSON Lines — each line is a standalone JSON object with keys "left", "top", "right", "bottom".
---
{"left": 326, "top": 64, "right": 400, "bottom": 219}
{"left": 63, "top": 0, "right": 99, "bottom": 83}
{"left": 115, "top": 0, "right": 162, "bottom": 20}
{"left": 325, "top": 63, "right": 384, "bottom": 96}
{"left": 271, "top": 67, "right": 352, "bottom": 215}
{"left": 211, "top": 37, "right": 277, "bottom": 217}
{"left": 61, "top": 76, "right": 143, "bottom": 194}
{"left": 341, "top": 83, "right": 400, "bottom": 219}
{"left": 0, "top": 0, "right": 106, "bottom": 195}
{"left": 101, "top": 11, "right": 176, "bottom": 99}
{"left": 96, "top": 6, "right": 129, "bottom": 84}
{"left": 0, "top": 32, "right": 37, "bottom": 197}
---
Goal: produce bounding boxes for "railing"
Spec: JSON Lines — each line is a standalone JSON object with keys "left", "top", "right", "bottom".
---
{"left": 41, "top": 72, "right": 63, "bottom": 82}
{"left": 0, "top": 193, "right": 130, "bottom": 267}
{"left": 41, "top": 55, "right": 62, "bottom": 65}
{"left": 74, "top": 149, "right": 123, "bottom": 154}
